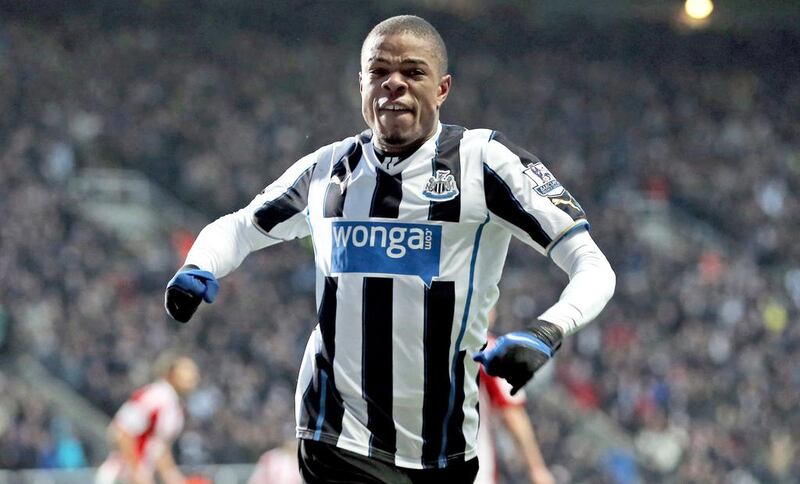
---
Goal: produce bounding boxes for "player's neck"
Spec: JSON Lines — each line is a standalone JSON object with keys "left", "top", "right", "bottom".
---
{"left": 372, "top": 120, "right": 440, "bottom": 158}
{"left": 372, "top": 128, "right": 439, "bottom": 168}
{"left": 372, "top": 144, "right": 415, "bottom": 170}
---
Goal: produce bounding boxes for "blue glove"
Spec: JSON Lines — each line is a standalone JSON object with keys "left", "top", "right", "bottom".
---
{"left": 164, "top": 265, "right": 219, "bottom": 323}
{"left": 473, "top": 321, "right": 563, "bottom": 395}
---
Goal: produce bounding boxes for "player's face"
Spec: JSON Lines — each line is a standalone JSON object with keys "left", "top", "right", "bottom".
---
{"left": 360, "top": 33, "right": 451, "bottom": 154}
{"left": 170, "top": 357, "right": 200, "bottom": 395}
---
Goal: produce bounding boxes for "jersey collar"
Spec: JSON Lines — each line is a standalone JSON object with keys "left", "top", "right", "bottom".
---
{"left": 364, "top": 123, "right": 443, "bottom": 175}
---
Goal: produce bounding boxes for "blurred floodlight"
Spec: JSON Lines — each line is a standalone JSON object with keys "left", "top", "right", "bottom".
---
{"left": 685, "top": 0, "right": 714, "bottom": 20}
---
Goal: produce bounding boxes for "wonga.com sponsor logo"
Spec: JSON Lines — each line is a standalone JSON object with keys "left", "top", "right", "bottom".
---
{"left": 330, "top": 221, "right": 441, "bottom": 285}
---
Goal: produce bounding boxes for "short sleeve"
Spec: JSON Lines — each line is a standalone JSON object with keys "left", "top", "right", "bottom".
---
{"left": 483, "top": 131, "right": 588, "bottom": 255}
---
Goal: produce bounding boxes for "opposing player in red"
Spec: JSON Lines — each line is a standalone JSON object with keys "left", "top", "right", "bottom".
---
{"left": 476, "top": 310, "right": 555, "bottom": 484}
{"left": 95, "top": 355, "right": 200, "bottom": 484}
{"left": 248, "top": 440, "right": 303, "bottom": 484}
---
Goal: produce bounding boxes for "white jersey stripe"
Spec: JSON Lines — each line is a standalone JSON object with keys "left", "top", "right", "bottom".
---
{"left": 332, "top": 274, "right": 368, "bottom": 448}
{"left": 391, "top": 280, "right": 426, "bottom": 465}
{"left": 342, "top": 157, "right": 378, "bottom": 219}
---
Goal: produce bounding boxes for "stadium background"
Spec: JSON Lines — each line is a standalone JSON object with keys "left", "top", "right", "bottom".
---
{"left": 1, "top": 0, "right": 799, "bottom": 482}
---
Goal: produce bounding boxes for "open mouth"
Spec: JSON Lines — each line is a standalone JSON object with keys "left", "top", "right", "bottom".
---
{"left": 379, "top": 103, "right": 413, "bottom": 115}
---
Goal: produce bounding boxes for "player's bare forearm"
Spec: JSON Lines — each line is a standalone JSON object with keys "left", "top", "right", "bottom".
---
{"left": 499, "top": 406, "right": 554, "bottom": 484}
{"left": 156, "top": 449, "right": 186, "bottom": 484}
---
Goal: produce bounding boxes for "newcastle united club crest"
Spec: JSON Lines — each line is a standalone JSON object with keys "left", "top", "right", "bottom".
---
{"left": 422, "top": 169, "right": 459, "bottom": 201}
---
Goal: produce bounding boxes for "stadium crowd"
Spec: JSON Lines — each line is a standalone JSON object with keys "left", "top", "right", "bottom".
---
{"left": 0, "top": 373, "right": 87, "bottom": 469}
{"left": 1, "top": 5, "right": 798, "bottom": 482}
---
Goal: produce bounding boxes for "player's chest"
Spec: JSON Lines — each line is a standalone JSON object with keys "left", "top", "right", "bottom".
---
{"left": 305, "top": 156, "right": 486, "bottom": 282}
{"left": 305, "top": 155, "right": 485, "bottom": 224}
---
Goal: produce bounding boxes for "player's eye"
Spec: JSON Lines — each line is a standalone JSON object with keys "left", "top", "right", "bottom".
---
{"left": 407, "top": 69, "right": 425, "bottom": 79}
{"left": 369, "top": 68, "right": 388, "bottom": 77}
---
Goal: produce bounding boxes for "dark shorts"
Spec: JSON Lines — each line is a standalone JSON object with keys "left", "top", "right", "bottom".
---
{"left": 298, "top": 439, "right": 479, "bottom": 484}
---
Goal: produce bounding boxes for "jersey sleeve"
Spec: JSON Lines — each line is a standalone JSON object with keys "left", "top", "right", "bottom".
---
{"left": 483, "top": 131, "right": 589, "bottom": 255}
{"left": 185, "top": 153, "right": 317, "bottom": 277}
{"left": 249, "top": 152, "right": 317, "bottom": 241}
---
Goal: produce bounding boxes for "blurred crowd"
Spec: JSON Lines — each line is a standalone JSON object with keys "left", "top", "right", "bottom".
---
{"left": 0, "top": 372, "right": 87, "bottom": 469}
{"left": 1, "top": 5, "right": 798, "bottom": 483}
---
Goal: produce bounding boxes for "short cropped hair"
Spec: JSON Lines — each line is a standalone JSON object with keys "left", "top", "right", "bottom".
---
{"left": 361, "top": 15, "right": 449, "bottom": 75}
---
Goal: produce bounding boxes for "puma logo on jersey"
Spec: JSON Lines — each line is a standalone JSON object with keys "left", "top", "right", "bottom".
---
{"left": 548, "top": 192, "right": 585, "bottom": 219}
{"left": 551, "top": 196, "right": 581, "bottom": 212}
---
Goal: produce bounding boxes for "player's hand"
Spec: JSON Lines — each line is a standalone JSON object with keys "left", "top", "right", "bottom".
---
{"left": 473, "top": 321, "right": 563, "bottom": 395}
{"left": 164, "top": 265, "right": 219, "bottom": 323}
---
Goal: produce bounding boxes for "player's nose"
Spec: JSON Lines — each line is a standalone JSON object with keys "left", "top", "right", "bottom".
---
{"left": 381, "top": 71, "right": 407, "bottom": 96}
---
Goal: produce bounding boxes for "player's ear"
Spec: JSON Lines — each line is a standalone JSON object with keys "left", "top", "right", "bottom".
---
{"left": 436, "top": 74, "right": 452, "bottom": 107}
{"left": 359, "top": 71, "right": 363, "bottom": 93}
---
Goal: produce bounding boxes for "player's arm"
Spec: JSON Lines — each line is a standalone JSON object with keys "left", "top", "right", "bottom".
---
{"left": 475, "top": 132, "right": 615, "bottom": 392}
{"left": 155, "top": 447, "right": 186, "bottom": 484}
{"left": 481, "top": 366, "right": 554, "bottom": 484}
{"left": 165, "top": 152, "right": 318, "bottom": 322}
{"left": 499, "top": 405, "right": 555, "bottom": 484}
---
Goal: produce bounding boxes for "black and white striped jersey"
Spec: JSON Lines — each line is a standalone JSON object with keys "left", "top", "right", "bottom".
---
{"left": 189, "top": 123, "right": 588, "bottom": 469}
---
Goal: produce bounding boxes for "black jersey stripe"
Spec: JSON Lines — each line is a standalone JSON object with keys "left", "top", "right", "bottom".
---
{"left": 428, "top": 125, "right": 466, "bottom": 222}
{"left": 444, "top": 350, "right": 468, "bottom": 460}
{"left": 490, "top": 130, "right": 587, "bottom": 222}
{"left": 318, "top": 277, "right": 344, "bottom": 440}
{"left": 323, "top": 141, "right": 363, "bottom": 218}
{"left": 297, "top": 373, "right": 314, "bottom": 436}
{"left": 361, "top": 277, "right": 397, "bottom": 456}
{"left": 488, "top": 131, "right": 543, "bottom": 170}
{"left": 310, "top": 355, "right": 345, "bottom": 441}
{"left": 253, "top": 164, "right": 314, "bottom": 232}
{"left": 420, "top": 281, "right": 456, "bottom": 465}
{"left": 318, "top": 276, "right": 338, "bottom": 362}
{"left": 369, "top": 169, "right": 403, "bottom": 218}
{"left": 483, "top": 164, "right": 552, "bottom": 248}
{"left": 303, "top": 276, "right": 345, "bottom": 442}
{"left": 301, "top": 356, "right": 346, "bottom": 441}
